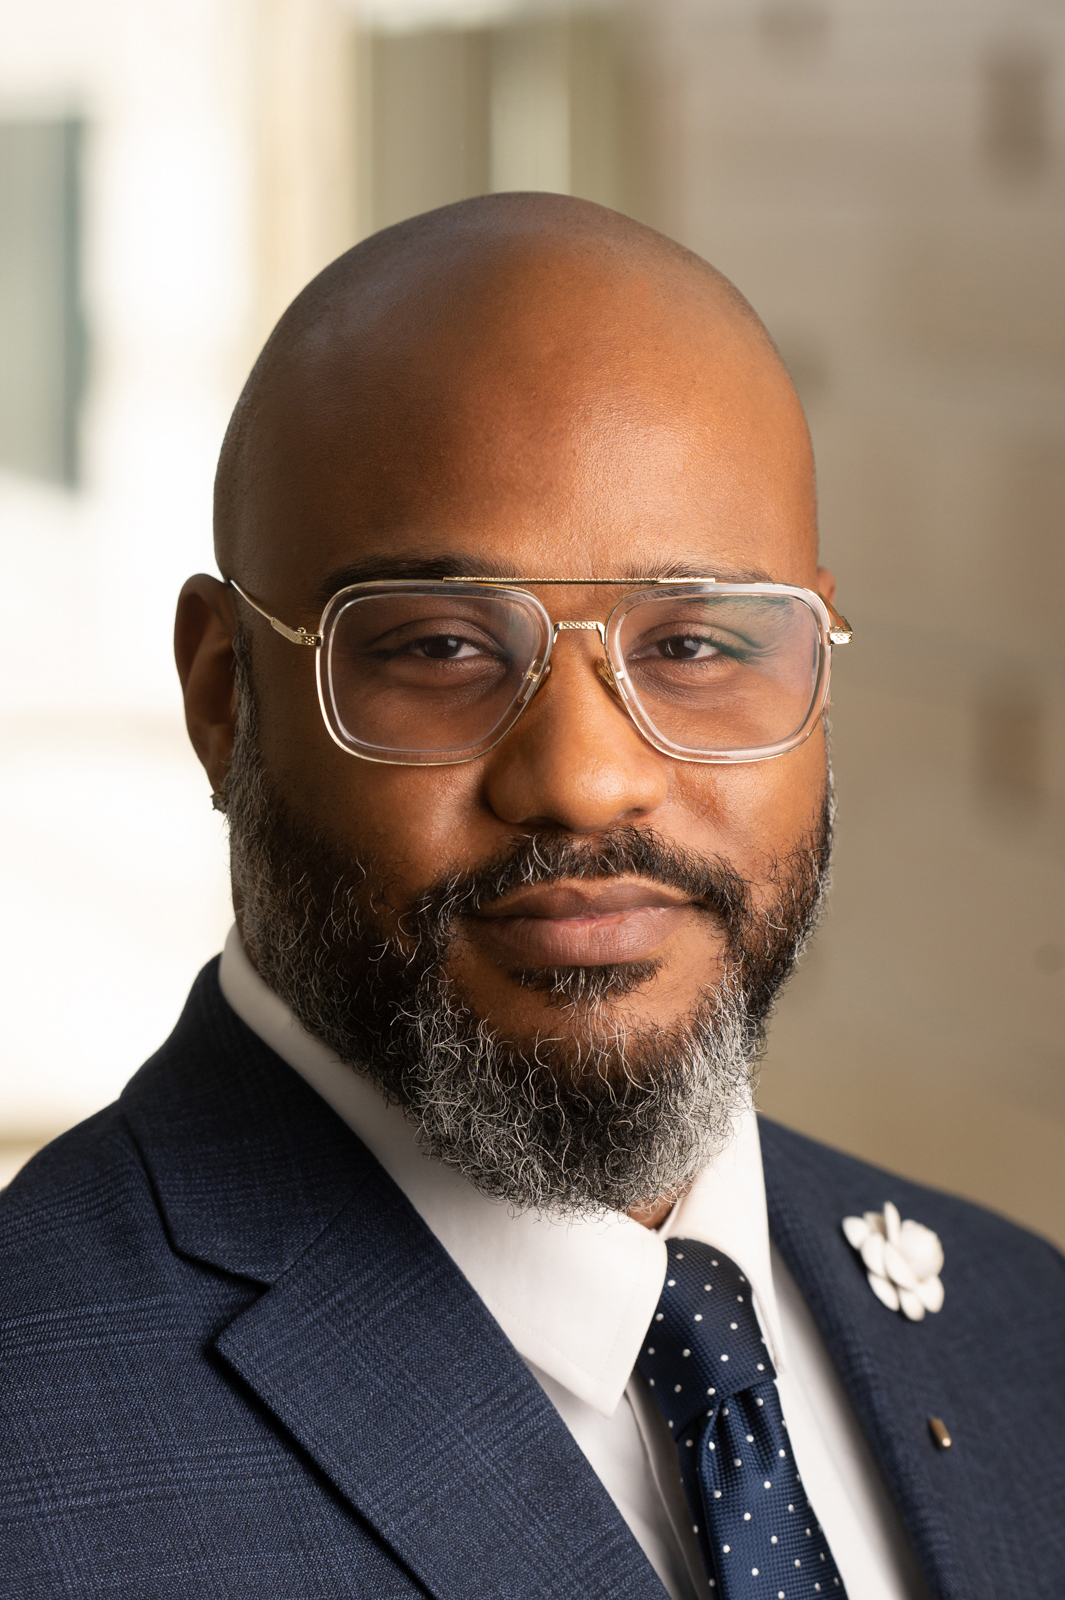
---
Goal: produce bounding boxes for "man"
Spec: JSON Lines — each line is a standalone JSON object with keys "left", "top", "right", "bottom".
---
{"left": 1, "top": 195, "right": 1062, "bottom": 1599}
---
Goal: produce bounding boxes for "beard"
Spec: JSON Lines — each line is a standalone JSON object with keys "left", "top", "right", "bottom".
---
{"left": 224, "top": 638, "right": 832, "bottom": 1216}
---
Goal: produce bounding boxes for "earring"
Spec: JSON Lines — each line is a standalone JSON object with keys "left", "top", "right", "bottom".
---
{"left": 211, "top": 790, "right": 227, "bottom": 813}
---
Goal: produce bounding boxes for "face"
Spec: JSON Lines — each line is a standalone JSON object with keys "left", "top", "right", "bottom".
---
{"left": 178, "top": 243, "right": 835, "bottom": 1215}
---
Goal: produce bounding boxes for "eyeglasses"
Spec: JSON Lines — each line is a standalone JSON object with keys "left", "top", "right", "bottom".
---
{"left": 227, "top": 575, "right": 852, "bottom": 767}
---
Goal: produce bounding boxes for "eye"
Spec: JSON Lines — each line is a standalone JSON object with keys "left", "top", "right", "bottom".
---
{"left": 406, "top": 633, "right": 486, "bottom": 660}
{"left": 654, "top": 634, "right": 722, "bottom": 661}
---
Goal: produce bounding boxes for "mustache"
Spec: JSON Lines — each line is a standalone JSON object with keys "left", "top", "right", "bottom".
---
{"left": 398, "top": 825, "right": 754, "bottom": 955}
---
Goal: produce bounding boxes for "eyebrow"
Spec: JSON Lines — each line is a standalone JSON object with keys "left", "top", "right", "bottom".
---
{"left": 313, "top": 553, "right": 776, "bottom": 604}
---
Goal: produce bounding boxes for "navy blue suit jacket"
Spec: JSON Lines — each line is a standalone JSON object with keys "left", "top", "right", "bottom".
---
{"left": 2, "top": 960, "right": 1063, "bottom": 1597}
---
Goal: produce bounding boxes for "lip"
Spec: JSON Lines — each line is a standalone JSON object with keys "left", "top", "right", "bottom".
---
{"left": 470, "top": 879, "right": 695, "bottom": 967}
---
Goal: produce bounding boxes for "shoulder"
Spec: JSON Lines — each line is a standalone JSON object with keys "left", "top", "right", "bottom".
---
{"left": 0, "top": 1095, "right": 259, "bottom": 1450}
{"left": 0, "top": 1103, "right": 168, "bottom": 1301}
{"left": 0, "top": 957, "right": 377, "bottom": 1318}
{"left": 0, "top": 1097, "right": 256, "bottom": 1378}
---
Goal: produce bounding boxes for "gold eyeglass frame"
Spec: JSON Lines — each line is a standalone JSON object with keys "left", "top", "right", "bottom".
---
{"left": 227, "top": 574, "right": 852, "bottom": 767}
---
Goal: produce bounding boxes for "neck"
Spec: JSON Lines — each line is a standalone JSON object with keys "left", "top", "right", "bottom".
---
{"left": 627, "top": 1195, "right": 677, "bottom": 1230}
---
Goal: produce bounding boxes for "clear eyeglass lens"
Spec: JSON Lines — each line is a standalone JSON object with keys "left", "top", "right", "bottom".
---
{"left": 325, "top": 589, "right": 545, "bottom": 758}
{"left": 615, "top": 592, "right": 822, "bottom": 752}
{"left": 323, "top": 587, "right": 822, "bottom": 760}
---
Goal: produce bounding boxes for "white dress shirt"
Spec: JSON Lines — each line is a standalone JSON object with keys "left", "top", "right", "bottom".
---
{"left": 218, "top": 926, "right": 928, "bottom": 1600}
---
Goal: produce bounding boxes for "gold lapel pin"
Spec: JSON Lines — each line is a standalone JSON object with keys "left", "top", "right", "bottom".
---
{"left": 928, "top": 1417, "right": 953, "bottom": 1450}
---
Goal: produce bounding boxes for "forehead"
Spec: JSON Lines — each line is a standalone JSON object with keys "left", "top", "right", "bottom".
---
{"left": 236, "top": 249, "right": 817, "bottom": 600}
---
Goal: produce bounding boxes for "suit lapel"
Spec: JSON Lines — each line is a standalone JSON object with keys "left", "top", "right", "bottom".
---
{"left": 214, "top": 1168, "right": 664, "bottom": 1600}
{"left": 123, "top": 964, "right": 665, "bottom": 1600}
{"left": 760, "top": 1118, "right": 971, "bottom": 1600}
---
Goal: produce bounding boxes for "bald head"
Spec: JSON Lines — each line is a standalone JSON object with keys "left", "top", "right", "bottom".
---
{"left": 214, "top": 193, "right": 812, "bottom": 589}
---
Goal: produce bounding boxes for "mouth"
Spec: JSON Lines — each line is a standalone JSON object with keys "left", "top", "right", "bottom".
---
{"left": 468, "top": 879, "right": 698, "bottom": 968}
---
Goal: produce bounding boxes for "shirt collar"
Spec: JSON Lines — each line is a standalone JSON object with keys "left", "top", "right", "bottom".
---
{"left": 218, "top": 924, "right": 786, "bottom": 1417}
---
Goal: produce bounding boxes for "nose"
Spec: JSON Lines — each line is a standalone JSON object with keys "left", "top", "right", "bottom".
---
{"left": 482, "top": 633, "right": 671, "bottom": 832}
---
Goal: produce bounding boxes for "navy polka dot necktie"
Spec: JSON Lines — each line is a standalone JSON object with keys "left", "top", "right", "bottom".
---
{"left": 637, "top": 1239, "right": 848, "bottom": 1600}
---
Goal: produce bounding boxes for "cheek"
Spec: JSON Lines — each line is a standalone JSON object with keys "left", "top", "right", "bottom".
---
{"left": 669, "top": 727, "right": 828, "bottom": 870}
{"left": 341, "top": 766, "right": 490, "bottom": 888}
{"left": 270, "top": 739, "right": 493, "bottom": 913}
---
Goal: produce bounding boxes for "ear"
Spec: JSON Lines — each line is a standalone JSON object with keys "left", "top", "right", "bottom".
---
{"left": 815, "top": 565, "right": 837, "bottom": 607}
{"left": 175, "top": 575, "right": 240, "bottom": 796}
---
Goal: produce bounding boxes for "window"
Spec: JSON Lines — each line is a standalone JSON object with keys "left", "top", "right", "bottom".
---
{"left": 0, "top": 118, "right": 85, "bottom": 487}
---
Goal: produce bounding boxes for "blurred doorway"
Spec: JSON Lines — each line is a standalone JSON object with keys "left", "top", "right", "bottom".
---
{"left": 356, "top": 8, "right": 655, "bottom": 237}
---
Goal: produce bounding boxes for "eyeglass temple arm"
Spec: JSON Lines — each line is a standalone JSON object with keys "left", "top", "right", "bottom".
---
{"left": 227, "top": 579, "right": 322, "bottom": 647}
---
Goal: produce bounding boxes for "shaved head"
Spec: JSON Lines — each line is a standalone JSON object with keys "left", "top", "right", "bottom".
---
{"left": 214, "top": 192, "right": 810, "bottom": 588}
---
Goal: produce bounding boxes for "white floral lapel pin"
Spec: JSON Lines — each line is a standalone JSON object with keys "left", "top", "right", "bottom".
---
{"left": 842, "top": 1201, "right": 944, "bottom": 1321}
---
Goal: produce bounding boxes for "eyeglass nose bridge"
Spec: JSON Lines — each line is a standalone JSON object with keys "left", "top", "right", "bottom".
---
{"left": 528, "top": 618, "right": 622, "bottom": 703}
{"left": 553, "top": 619, "right": 607, "bottom": 644}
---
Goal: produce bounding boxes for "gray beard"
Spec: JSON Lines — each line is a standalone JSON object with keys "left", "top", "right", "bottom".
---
{"left": 224, "top": 637, "right": 832, "bottom": 1216}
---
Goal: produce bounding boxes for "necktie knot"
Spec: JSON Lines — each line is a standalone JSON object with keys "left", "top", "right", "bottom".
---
{"left": 637, "top": 1239, "right": 773, "bottom": 1435}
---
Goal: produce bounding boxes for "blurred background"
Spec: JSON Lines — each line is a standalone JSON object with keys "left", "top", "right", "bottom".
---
{"left": 1, "top": 0, "right": 1062, "bottom": 1242}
